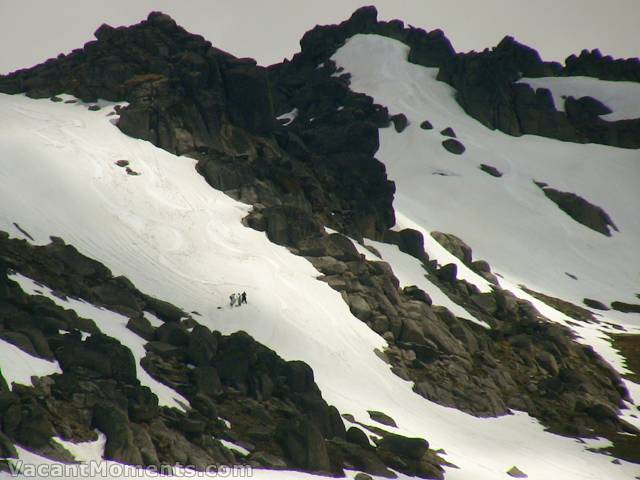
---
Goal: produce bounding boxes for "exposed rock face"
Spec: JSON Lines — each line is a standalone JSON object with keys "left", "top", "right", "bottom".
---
{"left": 0, "top": 11, "right": 397, "bottom": 241}
{"left": 94, "top": 402, "right": 144, "bottom": 465}
{"left": 406, "top": 28, "right": 456, "bottom": 68}
{"left": 480, "top": 164, "right": 503, "bottom": 177}
{"left": 536, "top": 183, "right": 618, "bottom": 236}
{"left": 611, "top": 301, "right": 640, "bottom": 314}
{"left": 522, "top": 287, "right": 598, "bottom": 324}
{"left": 383, "top": 228, "right": 429, "bottom": 263}
{"left": 390, "top": 113, "right": 409, "bottom": 132}
{"left": 286, "top": 226, "right": 633, "bottom": 447}
{"left": 507, "top": 465, "right": 528, "bottom": 478}
{"left": 435, "top": 36, "right": 640, "bottom": 149}
{"left": 0, "top": 235, "right": 186, "bottom": 324}
{"left": 3, "top": 5, "right": 638, "bottom": 154}
{"left": 431, "top": 232, "right": 472, "bottom": 264}
{"left": 277, "top": 418, "right": 331, "bottom": 472}
{"left": 1, "top": 5, "right": 638, "bottom": 471}
{"left": 583, "top": 298, "right": 609, "bottom": 311}
{"left": 378, "top": 434, "right": 428, "bottom": 459}
{"left": 0, "top": 232, "right": 443, "bottom": 477}
{"left": 367, "top": 410, "right": 397, "bottom": 427}
{"left": 0, "top": 12, "right": 274, "bottom": 155}
{"left": 564, "top": 48, "right": 640, "bottom": 82}
{"left": 224, "top": 63, "right": 275, "bottom": 134}
{"left": 440, "top": 127, "right": 456, "bottom": 138}
{"left": 431, "top": 231, "right": 498, "bottom": 284}
{"left": 0, "top": 234, "right": 228, "bottom": 467}
{"left": 442, "top": 138, "right": 465, "bottom": 154}
{"left": 435, "top": 37, "right": 561, "bottom": 137}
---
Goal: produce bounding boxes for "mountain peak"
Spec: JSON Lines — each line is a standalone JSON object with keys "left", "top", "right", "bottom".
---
{"left": 1, "top": 6, "right": 640, "bottom": 479}
{"left": 346, "top": 5, "right": 379, "bottom": 30}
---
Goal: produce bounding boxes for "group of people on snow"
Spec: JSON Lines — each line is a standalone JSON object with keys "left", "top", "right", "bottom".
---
{"left": 229, "top": 291, "right": 247, "bottom": 307}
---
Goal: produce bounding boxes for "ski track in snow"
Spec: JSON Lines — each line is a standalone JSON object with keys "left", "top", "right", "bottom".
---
{"left": 0, "top": 81, "right": 639, "bottom": 479}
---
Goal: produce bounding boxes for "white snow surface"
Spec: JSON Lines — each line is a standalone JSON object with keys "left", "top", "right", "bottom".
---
{"left": 328, "top": 34, "right": 640, "bottom": 477}
{"left": 519, "top": 76, "right": 640, "bottom": 121}
{"left": 393, "top": 212, "right": 493, "bottom": 293}
{"left": 0, "top": 338, "right": 61, "bottom": 387}
{"left": 328, "top": 228, "right": 487, "bottom": 326}
{"left": 1, "top": 79, "right": 639, "bottom": 479}
{"left": 218, "top": 439, "right": 251, "bottom": 457}
{"left": 365, "top": 239, "right": 488, "bottom": 328}
{"left": 332, "top": 34, "right": 640, "bottom": 329}
{"left": 325, "top": 226, "right": 381, "bottom": 262}
{"left": 277, "top": 107, "right": 298, "bottom": 126}
{"left": 143, "top": 311, "right": 164, "bottom": 327}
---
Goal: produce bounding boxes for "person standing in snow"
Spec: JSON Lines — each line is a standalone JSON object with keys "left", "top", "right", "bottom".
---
{"left": 229, "top": 293, "right": 237, "bottom": 307}
{"left": 241, "top": 291, "right": 247, "bottom": 304}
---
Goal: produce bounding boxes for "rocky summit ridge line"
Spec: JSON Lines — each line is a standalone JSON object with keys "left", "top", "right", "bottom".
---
{"left": 3, "top": 7, "right": 640, "bottom": 149}
{"left": 0, "top": 5, "right": 639, "bottom": 480}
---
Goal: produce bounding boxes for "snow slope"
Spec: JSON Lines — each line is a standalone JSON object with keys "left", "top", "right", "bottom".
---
{"left": 1, "top": 91, "right": 639, "bottom": 480}
{"left": 332, "top": 34, "right": 640, "bottom": 332}
{"left": 332, "top": 30, "right": 640, "bottom": 463}
{"left": 10, "top": 273, "right": 189, "bottom": 410}
{"left": 363, "top": 239, "right": 488, "bottom": 328}
{"left": 0, "top": 338, "right": 61, "bottom": 387}
{"left": 519, "top": 76, "right": 640, "bottom": 121}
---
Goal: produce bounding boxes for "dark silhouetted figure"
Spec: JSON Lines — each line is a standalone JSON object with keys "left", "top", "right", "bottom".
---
{"left": 241, "top": 291, "right": 247, "bottom": 304}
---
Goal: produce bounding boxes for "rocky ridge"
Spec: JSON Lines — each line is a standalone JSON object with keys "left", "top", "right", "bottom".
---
{"left": 0, "top": 231, "right": 444, "bottom": 478}
{"left": 0, "top": 4, "right": 639, "bottom": 473}
{"left": 272, "top": 6, "right": 640, "bottom": 149}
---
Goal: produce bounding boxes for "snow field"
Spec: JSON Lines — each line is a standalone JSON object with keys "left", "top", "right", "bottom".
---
{"left": 0, "top": 80, "right": 639, "bottom": 479}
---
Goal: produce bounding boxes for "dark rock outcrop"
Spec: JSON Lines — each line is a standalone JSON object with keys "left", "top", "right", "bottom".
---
{"left": 367, "top": 410, "right": 397, "bottom": 427}
{"left": 1, "top": 5, "right": 637, "bottom": 470}
{"left": 583, "top": 298, "right": 609, "bottom": 311}
{"left": 431, "top": 232, "right": 472, "bottom": 264}
{"left": 390, "top": 113, "right": 409, "bottom": 132}
{"left": 93, "top": 402, "right": 143, "bottom": 465}
{"left": 507, "top": 465, "right": 528, "bottom": 478}
{"left": 0, "top": 232, "right": 446, "bottom": 475}
{"left": 406, "top": 28, "right": 456, "bottom": 68}
{"left": 435, "top": 36, "right": 640, "bottom": 149}
{"left": 441, "top": 138, "right": 465, "bottom": 154}
{"left": 440, "top": 127, "right": 456, "bottom": 138}
{"left": 382, "top": 228, "right": 428, "bottom": 263}
{"left": 378, "top": 434, "right": 428, "bottom": 459}
{"left": 611, "top": 302, "right": 640, "bottom": 314}
{"left": 480, "top": 164, "right": 503, "bottom": 177}
{"left": 0, "top": 12, "right": 275, "bottom": 156}
{"left": 537, "top": 184, "right": 618, "bottom": 236}
{"left": 277, "top": 418, "right": 331, "bottom": 472}
{"left": 564, "top": 48, "right": 640, "bottom": 82}
{"left": 295, "top": 225, "right": 632, "bottom": 447}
